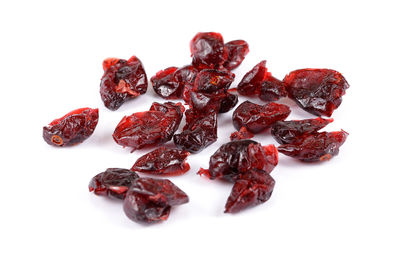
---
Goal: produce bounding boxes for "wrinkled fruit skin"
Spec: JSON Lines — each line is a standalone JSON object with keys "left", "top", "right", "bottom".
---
{"left": 43, "top": 108, "right": 99, "bottom": 147}
{"left": 123, "top": 178, "right": 189, "bottom": 224}
{"left": 271, "top": 117, "right": 333, "bottom": 144}
{"left": 89, "top": 168, "right": 139, "bottom": 199}
{"left": 113, "top": 102, "right": 184, "bottom": 151}
{"left": 232, "top": 101, "right": 291, "bottom": 133}
{"left": 237, "top": 60, "right": 269, "bottom": 96}
{"left": 190, "top": 32, "right": 226, "bottom": 69}
{"left": 175, "top": 65, "right": 199, "bottom": 103}
{"left": 219, "top": 93, "right": 238, "bottom": 113}
{"left": 198, "top": 140, "right": 278, "bottom": 182}
{"left": 132, "top": 147, "right": 190, "bottom": 176}
{"left": 283, "top": 69, "right": 349, "bottom": 117}
{"left": 278, "top": 130, "right": 349, "bottom": 162}
{"left": 193, "top": 69, "right": 234, "bottom": 93}
{"left": 230, "top": 127, "right": 254, "bottom": 141}
{"left": 223, "top": 40, "right": 249, "bottom": 71}
{"left": 151, "top": 67, "right": 181, "bottom": 99}
{"left": 259, "top": 75, "right": 288, "bottom": 101}
{"left": 100, "top": 56, "right": 147, "bottom": 110}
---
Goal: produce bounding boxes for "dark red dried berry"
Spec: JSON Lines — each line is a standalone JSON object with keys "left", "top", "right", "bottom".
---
{"left": 43, "top": 107, "right": 99, "bottom": 147}
{"left": 151, "top": 67, "right": 182, "bottom": 99}
{"left": 223, "top": 40, "right": 249, "bottom": 71}
{"left": 230, "top": 127, "right": 254, "bottom": 141}
{"left": 193, "top": 69, "right": 234, "bottom": 93}
{"left": 174, "top": 65, "right": 199, "bottom": 103}
{"left": 190, "top": 32, "right": 226, "bottom": 69}
{"left": 89, "top": 168, "right": 139, "bottom": 199}
{"left": 132, "top": 147, "right": 190, "bottom": 176}
{"left": 113, "top": 102, "right": 184, "bottom": 151}
{"left": 219, "top": 92, "right": 238, "bottom": 113}
{"left": 278, "top": 130, "right": 348, "bottom": 162}
{"left": 100, "top": 56, "right": 147, "bottom": 110}
{"left": 123, "top": 177, "right": 189, "bottom": 224}
{"left": 232, "top": 101, "right": 291, "bottom": 133}
{"left": 237, "top": 60, "right": 269, "bottom": 96}
{"left": 283, "top": 69, "right": 349, "bottom": 117}
{"left": 271, "top": 117, "right": 333, "bottom": 144}
{"left": 259, "top": 75, "right": 288, "bottom": 101}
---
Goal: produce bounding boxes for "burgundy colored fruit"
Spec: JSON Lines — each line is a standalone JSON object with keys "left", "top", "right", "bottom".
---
{"left": 219, "top": 92, "right": 238, "bottom": 113}
{"left": 230, "top": 127, "right": 254, "bottom": 141}
{"left": 174, "top": 65, "right": 199, "bottom": 103}
{"left": 223, "top": 40, "right": 249, "bottom": 71}
{"left": 43, "top": 107, "right": 99, "bottom": 147}
{"left": 237, "top": 60, "right": 269, "bottom": 96}
{"left": 259, "top": 75, "right": 288, "bottom": 101}
{"left": 151, "top": 67, "right": 181, "bottom": 99}
{"left": 193, "top": 69, "right": 234, "bottom": 93}
{"left": 190, "top": 32, "right": 226, "bottom": 69}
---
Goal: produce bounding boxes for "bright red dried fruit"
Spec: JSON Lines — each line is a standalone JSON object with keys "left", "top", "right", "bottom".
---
{"left": 89, "top": 168, "right": 139, "bottom": 199}
{"left": 132, "top": 147, "right": 190, "bottom": 176}
{"left": 232, "top": 101, "right": 291, "bottom": 133}
{"left": 237, "top": 60, "right": 269, "bottom": 96}
{"left": 259, "top": 75, "right": 288, "bottom": 101}
{"left": 278, "top": 130, "right": 348, "bottom": 162}
{"left": 123, "top": 177, "right": 189, "bottom": 224}
{"left": 151, "top": 67, "right": 181, "bottom": 99}
{"left": 223, "top": 40, "right": 249, "bottom": 71}
{"left": 43, "top": 107, "right": 99, "bottom": 147}
{"left": 230, "top": 127, "right": 254, "bottom": 141}
{"left": 271, "top": 117, "right": 333, "bottom": 144}
{"left": 113, "top": 102, "right": 184, "bottom": 151}
{"left": 283, "top": 68, "right": 349, "bottom": 117}
{"left": 100, "top": 56, "right": 147, "bottom": 110}
{"left": 190, "top": 32, "right": 226, "bottom": 69}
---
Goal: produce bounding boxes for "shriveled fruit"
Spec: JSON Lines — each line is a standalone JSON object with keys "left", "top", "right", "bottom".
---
{"left": 151, "top": 67, "right": 181, "bottom": 99}
{"left": 259, "top": 75, "right": 288, "bottom": 101}
{"left": 89, "top": 168, "right": 139, "bottom": 199}
{"left": 271, "top": 117, "right": 333, "bottom": 144}
{"left": 223, "top": 40, "right": 249, "bottom": 71}
{"left": 100, "top": 56, "right": 147, "bottom": 110}
{"left": 193, "top": 69, "right": 234, "bottom": 93}
{"left": 278, "top": 130, "right": 349, "bottom": 162}
{"left": 190, "top": 32, "right": 226, "bottom": 69}
{"left": 219, "top": 92, "right": 238, "bottom": 113}
{"left": 123, "top": 177, "right": 189, "bottom": 224}
{"left": 237, "top": 60, "right": 269, "bottom": 96}
{"left": 132, "top": 147, "right": 190, "bottom": 176}
{"left": 43, "top": 107, "right": 99, "bottom": 147}
{"left": 113, "top": 102, "right": 184, "bottom": 151}
{"left": 283, "top": 68, "right": 349, "bottom": 117}
{"left": 230, "top": 127, "right": 254, "bottom": 141}
{"left": 232, "top": 101, "right": 291, "bottom": 133}
{"left": 174, "top": 65, "right": 199, "bottom": 103}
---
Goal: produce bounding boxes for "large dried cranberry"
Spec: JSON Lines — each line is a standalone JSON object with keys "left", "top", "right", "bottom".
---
{"left": 237, "top": 60, "right": 269, "bottom": 96}
{"left": 271, "top": 117, "right": 333, "bottom": 144}
{"left": 223, "top": 40, "right": 249, "bottom": 71}
{"left": 123, "top": 177, "right": 189, "bottom": 224}
{"left": 232, "top": 101, "right": 291, "bottom": 133}
{"left": 283, "top": 69, "right": 349, "bottom": 117}
{"left": 132, "top": 147, "right": 190, "bottom": 176}
{"left": 43, "top": 107, "right": 99, "bottom": 147}
{"left": 259, "top": 75, "right": 288, "bottom": 101}
{"left": 190, "top": 32, "right": 226, "bottom": 69}
{"left": 151, "top": 67, "right": 181, "bottom": 99}
{"left": 113, "top": 102, "right": 184, "bottom": 151}
{"left": 278, "top": 130, "right": 348, "bottom": 162}
{"left": 100, "top": 56, "right": 147, "bottom": 110}
{"left": 89, "top": 168, "right": 139, "bottom": 199}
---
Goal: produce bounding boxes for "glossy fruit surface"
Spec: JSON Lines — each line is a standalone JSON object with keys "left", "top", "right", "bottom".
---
{"left": 259, "top": 75, "right": 288, "bottom": 101}
{"left": 223, "top": 40, "right": 249, "bottom": 70}
{"left": 151, "top": 67, "right": 181, "bottom": 99}
{"left": 237, "top": 60, "right": 269, "bottom": 96}
{"left": 190, "top": 32, "right": 226, "bottom": 69}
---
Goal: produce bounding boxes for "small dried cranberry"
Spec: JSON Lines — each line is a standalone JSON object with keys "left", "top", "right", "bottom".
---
{"left": 43, "top": 107, "right": 99, "bottom": 147}
{"left": 89, "top": 168, "right": 139, "bottom": 199}
{"left": 132, "top": 147, "right": 190, "bottom": 176}
{"left": 223, "top": 40, "right": 249, "bottom": 70}
{"left": 237, "top": 60, "right": 269, "bottom": 96}
{"left": 100, "top": 56, "right": 148, "bottom": 110}
{"left": 259, "top": 75, "right": 288, "bottom": 101}
{"left": 283, "top": 68, "right": 350, "bottom": 117}
{"left": 123, "top": 177, "right": 189, "bottom": 224}
{"left": 151, "top": 67, "right": 182, "bottom": 99}
{"left": 278, "top": 130, "right": 348, "bottom": 162}
{"left": 232, "top": 101, "right": 291, "bottom": 133}
{"left": 271, "top": 117, "right": 333, "bottom": 144}
{"left": 190, "top": 32, "right": 227, "bottom": 69}
{"left": 230, "top": 127, "right": 254, "bottom": 141}
{"left": 219, "top": 92, "right": 238, "bottom": 113}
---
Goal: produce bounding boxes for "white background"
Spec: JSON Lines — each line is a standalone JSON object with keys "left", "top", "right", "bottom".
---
{"left": 1, "top": 0, "right": 399, "bottom": 254}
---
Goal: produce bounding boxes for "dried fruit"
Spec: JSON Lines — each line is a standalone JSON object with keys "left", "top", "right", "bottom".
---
{"left": 123, "top": 177, "right": 189, "bottom": 224}
{"left": 271, "top": 117, "right": 333, "bottom": 144}
{"left": 174, "top": 65, "right": 199, "bottom": 103}
{"left": 100, "top": 56, "right": 147, "bottom": 110}
{"left": 219, "top": 92, "right": 239, "bottom": 113}
{"left": 190, "top": 32, "right": 226, "bottom": 69}
{"left": 43, "top": 108, "right": 99, "bottom": 147}
{"left": 237, "top": 60, "right": 269, "bottom": 96}
{"left": 89, "top": 168, "right": 139, "bottom": 199}
{"left": 278, "top": 130, "right": 348, "bottom": 162}
{"left": 259, "top": 75, "right": 288, "bottom": 101}
{"left": 193, "top": 69, "right": 234, "bottom": 93}
{"left": 283, "top": 69, "right": 349, "bottom": 117}
{"left": 113, "top": 102, "right": 184, "bottom": 151}
{"left": 223, "top": 40, "right": 249, "bottom": 71}
{"left": 230, "top": 127, "right": 254, "bottom": 141}
{"left": 132, "top": 147, "right": 190, "bottom": 176}
{"left": 232, "top": 101, "right": 291, "bottom": 133}
{"left": 151, "top": 67, "right": 181, "bottom": 99}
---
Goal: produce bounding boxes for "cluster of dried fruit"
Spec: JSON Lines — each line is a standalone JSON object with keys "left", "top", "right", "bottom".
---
{"left": 42, "top": 32, "right": 349, "bottom": 224}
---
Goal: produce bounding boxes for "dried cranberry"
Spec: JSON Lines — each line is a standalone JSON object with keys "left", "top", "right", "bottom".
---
{"left": 193, "top": 69, "right": 234, "bottom": 93}
{"left": 89, "top": 168, "right": 139, "bottom": 199}
{"left": 278, "top": 130, "right": 348, "bottom": 162}
{"left": 189, "top": 91, "right": 225, "bottom": 113}
{"left": 43, "top": 107, "right": 99, "bottom": 147}
{"left": 151, "top": 67, "right": 182, "bottom": 99}
{"left": 174, "top": 65, "right": 199, "bottom": 103}
{"left": 198, "top": 140, "right": 278, "bottom": 182}
{"left": 230, "top": 127, "right": 254, "bottom": 141}
{"left": 232, "top": 101, "right": 291, "bottom": 133}
{"left": 219, "top": 92, "right": 238, "bottom": 113}
{"left": 271, "top": 117, "right": 333, "bottom": 144}
{"left": 190, "top": 32, "right": 226, "bottom": 69}
{"left": 223, "top": 40, "right": 249, "bottom": 70}
{"left": 259, "top": 75, "right": 288, "bottom": 101}
{"left": 283, "top": 69, "right": 349, "bottom": 117}
{"left": 237, "top": 60, "right": 269, "bottom": 96}
{"left": 100, "top": 56, "right": 148, "bottom": 110}
{"left": 123, "top": 177, "right": 189, "bottom": 224}
{"left": 132, "top": 147, "right": 190, "bottom": 176}
{"left": 113, "top": 102, "right": 184, "bottom": 151}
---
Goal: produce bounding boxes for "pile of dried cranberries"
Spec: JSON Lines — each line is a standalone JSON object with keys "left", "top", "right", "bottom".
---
{"left": 42, "top": 32, "right": 349, "bottom": 224}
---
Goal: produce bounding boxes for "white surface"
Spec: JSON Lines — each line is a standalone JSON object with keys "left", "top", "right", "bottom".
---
{"left": 1, "top": 0, "right": 399, "bottom": 254}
